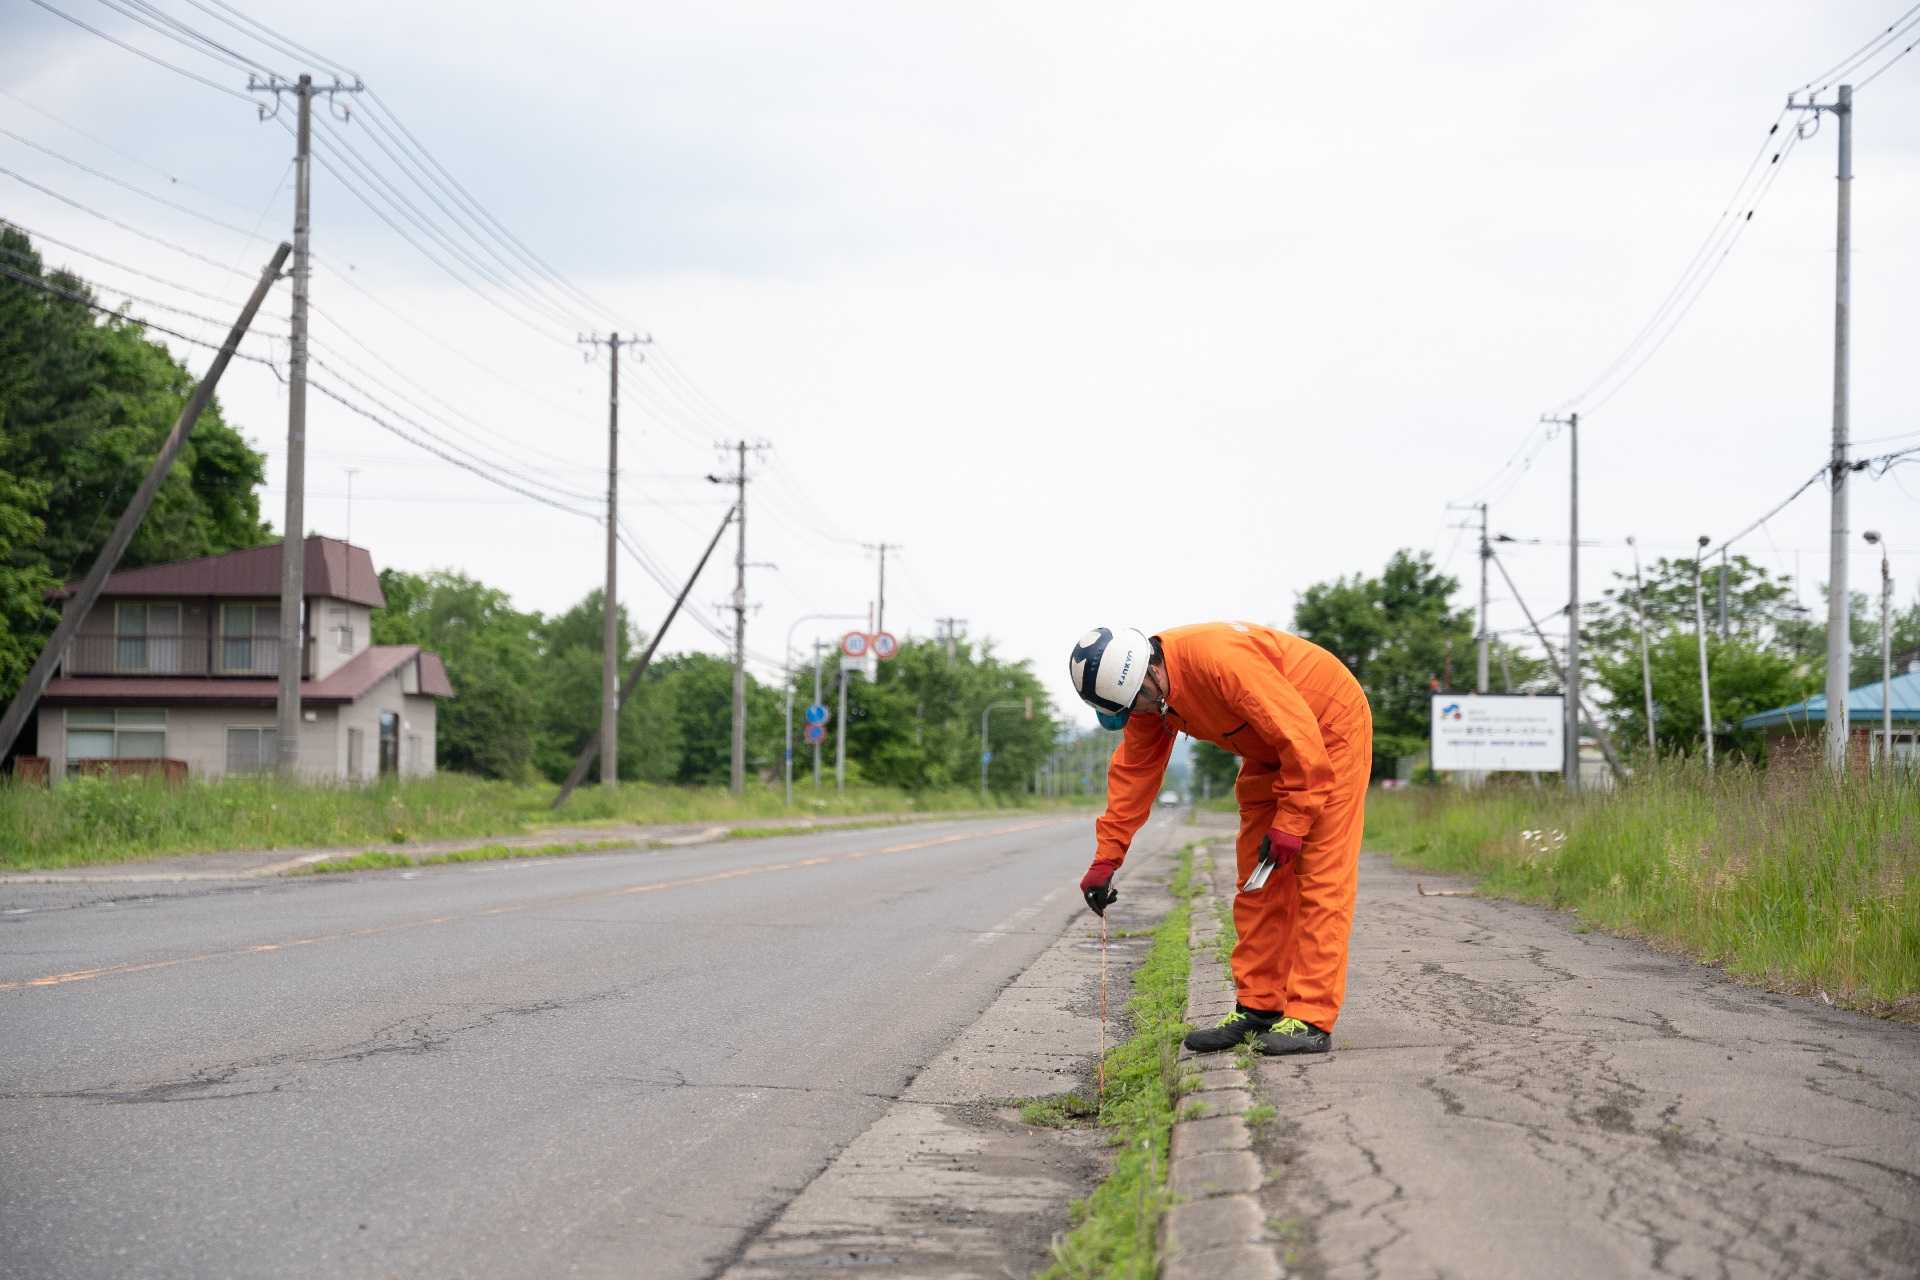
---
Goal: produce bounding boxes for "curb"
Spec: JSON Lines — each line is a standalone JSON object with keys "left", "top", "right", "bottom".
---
{"left": 1161, "top": 842, "right": 1286, "bottom": 1280}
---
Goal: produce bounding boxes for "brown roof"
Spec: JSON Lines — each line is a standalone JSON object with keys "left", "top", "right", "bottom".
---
{"left": 42, "top": 645, "right": 452, "bottom": 706}
{"left": 55, "top": 536, "right": 385, "bottom": 609}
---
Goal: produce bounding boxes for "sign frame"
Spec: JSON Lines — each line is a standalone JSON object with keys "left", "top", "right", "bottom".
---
{"left": 1430, "top": 693, "right": 1565, "bottom": 773}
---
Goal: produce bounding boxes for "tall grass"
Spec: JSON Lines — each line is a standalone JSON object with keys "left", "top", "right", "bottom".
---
{"left": 1366, "top": 763, "right": 1920, "bottom": 1018}
{"left": 0, "top": 772, "right": 1091, "bottom": 869}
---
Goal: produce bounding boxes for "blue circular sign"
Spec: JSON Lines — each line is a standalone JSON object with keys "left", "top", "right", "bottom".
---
{"left": 803, "top": 723, "right": 827, "bottom": 745}
{"left": 804, "top": 703, "right": 830, "bottom": 726}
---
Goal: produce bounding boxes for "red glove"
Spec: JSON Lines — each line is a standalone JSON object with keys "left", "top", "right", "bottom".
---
{"left": 1259, "top": 830, "right": 1302, "bottom": 869}
{"left": 1080, "top": 858, "right": 1120, "bottom": 916}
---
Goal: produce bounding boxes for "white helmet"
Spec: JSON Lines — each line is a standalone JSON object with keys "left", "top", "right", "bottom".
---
{"left": 1069, "top": 626, "right": 1152, "bottom": 716}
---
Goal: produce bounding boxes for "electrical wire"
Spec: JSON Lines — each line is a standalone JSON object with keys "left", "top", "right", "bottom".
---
{"left": 0, "top": 216, "right": 275, "bottom": 311}
{"left": 0, "top": 256, "right": 281, "bottom": 363}
{"left": 0, "top": 164, "right": 256, "bottom": 277}
{"left": 0, "top": 243, "right": 288, "bottom": 338}
{"left": 1800, "top": 2, "right": 1920, "bottom": 92}
{"left": 21, "top": 0, "right": 255, "bottom": 104}
{"left": 90, "top": 0, "right": 277, "bottom": 76}
{"left": 0, "top": 125, "right": 274, "bottom": 243}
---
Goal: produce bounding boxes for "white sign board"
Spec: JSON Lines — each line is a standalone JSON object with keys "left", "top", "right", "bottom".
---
{"left": 1430, "top": 694, "right": 1564, "bottom": 772}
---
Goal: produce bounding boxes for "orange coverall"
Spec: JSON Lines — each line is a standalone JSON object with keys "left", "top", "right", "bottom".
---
{"left": 1094, "top": 623, "right": 1372, "bottom": 1030}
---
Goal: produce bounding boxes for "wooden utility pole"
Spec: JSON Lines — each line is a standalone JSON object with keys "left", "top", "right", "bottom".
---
{"left": 0, "top": 244, "right": 292, "bottom": 763}
{"left": 250, "top": 72, "right": 360, "bottom": 778}
{"left": 579, "top": 332, "right": 648, "bottom": 786}
{"left": 552, "top": 504, "right": 737, "bottom": 808}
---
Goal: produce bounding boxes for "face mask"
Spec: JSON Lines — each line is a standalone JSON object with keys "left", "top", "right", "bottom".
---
{"left": 1096, "top": 709, "right": 1130, "bottom": 731}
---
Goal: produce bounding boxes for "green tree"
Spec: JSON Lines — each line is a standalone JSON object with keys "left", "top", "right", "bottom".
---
{"left": 371, "top": 569, "right": 543, "bottom": 780}
{"left": 1292, "top": 550, "right": 1474, "bottom": 773}
{"left": 1190, "top": 739, "right": 1239, "bottom": 799}
{"left": 0, "top": 224, "right": 273, "bottom": 712}
{"left": 0, "top": 470, "right": 59, "bottom": 700}
{"left": 1592, "top": 633, "right": 1815, "bottom": 760}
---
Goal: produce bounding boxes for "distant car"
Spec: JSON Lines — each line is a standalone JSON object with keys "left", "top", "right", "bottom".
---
{"left": 1158, "top": 790, "right": 1181, "bottom": 805}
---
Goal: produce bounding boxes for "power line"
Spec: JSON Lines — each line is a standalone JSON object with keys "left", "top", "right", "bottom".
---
{"left": 0, "top": 125, "right": 274, "bottom": 243}
{"left": 93, "top": 0, "right": 278, "bottom": 76}
{"left": 0, "top": 256, "right": 282, "bottom": 366}
{"left": 1800, "top": 2, "right": 1920, "bottom": 92}
{"left": 0, "top": 242, "right": 289, "bottom": 338}
{"left": 21, "top": 0, "right": 254, "bottom": 103}
{"left": 0, "top": 216, "right": 275, "bottom": 311}
{"left": 0, "top": 163, "right": 256, "bottom": 277}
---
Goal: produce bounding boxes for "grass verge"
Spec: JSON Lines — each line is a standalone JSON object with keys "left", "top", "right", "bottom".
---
{"left": 1367, "top": 762, "right": 1920, "bottom": 1020}
{"left": 1041, "top": 847, "right": 1196, "bottom": 1280}
{"left": 0, "top": 772, "right": 1095, "bottom": 870}
{"left": 287, "top": 838, "right": 632, "bottom": 876}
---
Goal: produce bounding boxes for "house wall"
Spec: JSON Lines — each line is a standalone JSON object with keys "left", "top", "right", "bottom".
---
{"left": 334, "top": 669, "right": 438, "bottom": 782}
{"left": 36, "top": 703, "right": 340, "bottom": 782}
{"left": 310, "top": 597, "right": 373, "bottom": 682}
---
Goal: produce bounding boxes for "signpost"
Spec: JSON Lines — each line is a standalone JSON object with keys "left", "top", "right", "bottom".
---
{"left": 871, "top": 631, "right": 898, "bottom": 661}
{"left": 803, "top": 723, "right": 826, "bottom": 746}
{"left": 804, "top": 703, "right": 829, "bottom": 727}
{"left": 1430, "top": 694, "right": 1565, "bottom": 773}
{"left": 841, "top": 631, "right": 869, "bottom": 659}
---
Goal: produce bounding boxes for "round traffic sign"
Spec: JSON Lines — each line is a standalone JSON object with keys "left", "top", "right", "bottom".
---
{"left": 841, "top": 631, "right": 869, "bottom": 659}
{"left": 871, "top": 631, "right": 898, "bottom": 661}
{"left": 803, "top": 723, "right": 827, "bottom": 745}
{"left": 803, "top": 702, "right": 830, "bottom": 726}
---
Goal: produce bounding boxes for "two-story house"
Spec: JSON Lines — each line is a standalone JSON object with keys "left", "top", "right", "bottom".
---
{"left": 34, "top": 536, "right": 453, "bottom": 783}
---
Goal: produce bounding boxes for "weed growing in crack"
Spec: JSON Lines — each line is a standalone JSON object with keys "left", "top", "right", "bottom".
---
{"left": 1017, "top": 1093, "right": 1099, "bottom": 1129}
{"left": 1244, "top": 1102, "right": 1277, "bottom": 1127}
{"left": 1178, "top": 1100, "right": 1214, "bottom": 1121}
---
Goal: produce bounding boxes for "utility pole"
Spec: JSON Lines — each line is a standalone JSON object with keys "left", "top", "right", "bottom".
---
{"left": 1629, "top": 537, "right": 1656, "bottom": 755}
{"left": 710, "top": 441, "right": 768, "bottom": 794}
{"left": 1541, "top": 413, "right": 1580, "bottom": 790}
{"left": 1694, "top": 536, "right": 1715, "bottom": 770}
{"left": 1865, "top": 531, "right": 1891, "bottom": 770}
{"left": 0, "top": 244, "right": 291, "bottom": 764}
{"left": 936, "top": 617, "right": 968, "bottom": 665}
{"left": 864, "top": 543, "right": 899, "bottom": 637}
{"left": 1790, "top": 84, "right": 1852, "bottom": 772}
{"left": 250, "top": 72, "right": 360, "bottom": 778}
{"left": 1448, "top": 502, "right": 1491, "bottom": 694}
{"left": 1488, "top": 548, "right": 1627, "bottom": 783}
{"left": 579, "top": 332, "right": 648, "bottom": 786}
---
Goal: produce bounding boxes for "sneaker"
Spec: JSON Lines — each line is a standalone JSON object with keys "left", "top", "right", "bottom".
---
{"left": 1183, "top": 1007, "right": 1281, "bottom": 1053}
{"left": 1255, "top": 1016, "right": 1331, "bottom": 1056}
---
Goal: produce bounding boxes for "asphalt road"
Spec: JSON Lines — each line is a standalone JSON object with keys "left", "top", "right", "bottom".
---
{"left": 1250, "top": 852, "right": 1920, "bottom": 1279}
{"left": 0, "top": 813, "right": 1102, "bottom": 1279}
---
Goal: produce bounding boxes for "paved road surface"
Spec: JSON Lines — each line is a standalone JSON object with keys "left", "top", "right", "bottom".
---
{"left": 1250, "top": 852, "right": 1920, "bottom": 1279}
{"left": 0, "top": 815, "right": 1097, "bottom": 1279}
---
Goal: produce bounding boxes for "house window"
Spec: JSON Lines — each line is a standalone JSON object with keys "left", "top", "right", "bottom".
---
{"left": 225, "top": 726, "right": 279, "bottom": 774}
{"left": 67, "top": 708, "right": 167, "bottom": 760}
{"left": 347, "top": 727, "right": 364, "bottom": 778}
{"left": 331, "top": 606, "right": 353, "bottom": 655}
{"left": 116, "top": 603, "right": 181, "bottom": 673}
{"left": 220, "top": 604, "right": 279, "bottom": 674}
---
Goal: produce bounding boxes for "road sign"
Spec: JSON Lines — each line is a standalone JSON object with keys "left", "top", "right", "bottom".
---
{"left": 871, "top": 631, "right": 898, "bottom": 661}
{"left": 803, "top": 703, "right": 830, "bottom": 726}
{"left": 981, "top": 750, "right": 992, "bottom": 765}
{"left": 1430, "top": 694, "right": 1565, "bottom": 772}
{"left": 803, "top": 723, "right": 827, "bottom": 745}
{"left": 841, "top": 631, "right": 869, "bottom": 659}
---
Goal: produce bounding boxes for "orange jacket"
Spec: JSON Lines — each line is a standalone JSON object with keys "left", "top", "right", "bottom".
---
{"left": 1094, "top": 622, "right": 1369, "bottom": 865}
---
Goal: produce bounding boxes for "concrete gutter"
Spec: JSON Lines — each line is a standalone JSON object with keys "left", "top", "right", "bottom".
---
{"left": 1161, "top": 839, "right": 1286, "bottom": 1280}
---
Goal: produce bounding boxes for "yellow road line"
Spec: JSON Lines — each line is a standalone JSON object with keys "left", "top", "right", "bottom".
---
{"left": 1, "top": 817, "right": 1071, "bottom": 994}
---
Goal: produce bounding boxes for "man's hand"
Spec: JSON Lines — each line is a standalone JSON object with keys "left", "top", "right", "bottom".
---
{"left": 1258, "top": 830, "right": 1303, "bottom": 870}
{"left": 1080, "top": 859, "right": 1120, "bottom": 916}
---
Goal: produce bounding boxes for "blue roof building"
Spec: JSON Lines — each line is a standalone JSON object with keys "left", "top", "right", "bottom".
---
{"left": 1739, "top": 668, "right": 1920, "bottom": 772}
{"left": 1738, "top": 670, "right": 1920, "bottom": 730}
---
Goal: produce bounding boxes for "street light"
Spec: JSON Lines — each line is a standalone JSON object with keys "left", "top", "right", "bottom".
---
{"left": 784, "top": 612, "right": 865, "bottom": 806}
{"left": 1693, "top": 535, "right": 1714, "bottom": 769}
{"left": 1864, "top": 531, "right": 1892, "bottom": 771}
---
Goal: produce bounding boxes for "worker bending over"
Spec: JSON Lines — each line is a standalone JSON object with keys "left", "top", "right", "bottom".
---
{"left": 1069, "top": 622, "right": 1372, "bottom": 1056}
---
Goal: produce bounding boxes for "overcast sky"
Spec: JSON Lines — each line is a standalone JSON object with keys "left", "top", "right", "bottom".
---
{"left": 3, "top": 1, "right": 1917, "bottom": 728}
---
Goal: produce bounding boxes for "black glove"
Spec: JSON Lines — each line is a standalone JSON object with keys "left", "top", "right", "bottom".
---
{"left": 1080, "top": 859, "right": 1120, "bottom": 916}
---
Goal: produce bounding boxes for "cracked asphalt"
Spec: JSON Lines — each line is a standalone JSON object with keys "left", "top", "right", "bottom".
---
{"left": 1249, "top": 851, "right": 1920, "bottom": 1280}
{"left": 0, "top": 813, "right": 1094, "bottom": 1279}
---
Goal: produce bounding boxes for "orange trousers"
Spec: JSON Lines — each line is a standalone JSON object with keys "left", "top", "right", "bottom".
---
{"left": 1230, "top": 710, "right": 1371, "bottom": 1030}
